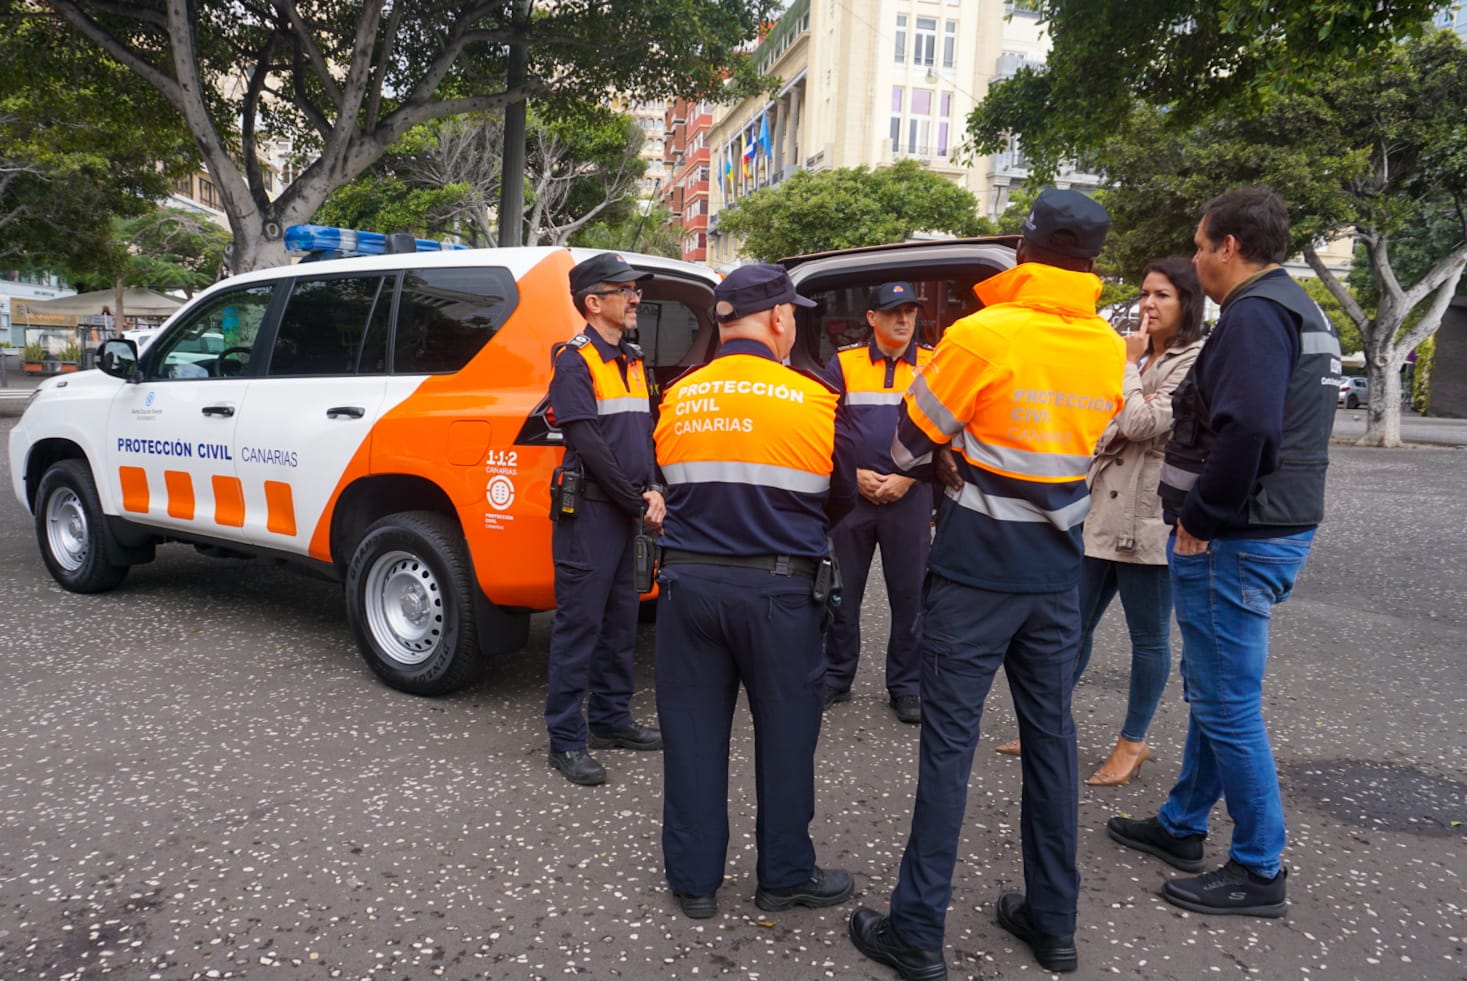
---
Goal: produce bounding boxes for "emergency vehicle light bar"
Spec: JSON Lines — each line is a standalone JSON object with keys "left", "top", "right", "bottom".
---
{"left": 284, "top": 224, "right": 469, "bottom": 258}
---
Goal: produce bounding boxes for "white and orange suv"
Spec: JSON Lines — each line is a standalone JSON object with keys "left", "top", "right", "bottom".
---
{"left": 10, "top": 227, "right": 1015, "bottom": 694}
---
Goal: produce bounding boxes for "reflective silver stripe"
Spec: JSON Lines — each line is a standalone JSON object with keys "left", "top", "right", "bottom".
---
{"left": 1301, "top": 332, "right": 1342, "bottom": 357}
{"left": 891, "top": 437, "right": 930, "bottom": 471}
{"left": 908, "top": 374, "right": 962, "bottom": 436}
{"left": 1159, "top": 462, "right": 1199, "bottom": 491}
{"left": 953, "top": 430, "right": 1090, "bottom": 479}
{"left": 845, "top": 390, "right": 905, "bottom": 406}
{"left": 598, "top": 396, "right": 650, "bottom": 415}
{"left": 948, "top": 481, "right": 1091, "bottom": 529}
{"left": 662, "top": 460, "right": 831, "bottom": 494}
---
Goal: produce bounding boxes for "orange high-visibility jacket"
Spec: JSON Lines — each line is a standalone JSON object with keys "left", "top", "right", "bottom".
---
{"left": 893, "top": 263, "right": 1126, "bottom": 592}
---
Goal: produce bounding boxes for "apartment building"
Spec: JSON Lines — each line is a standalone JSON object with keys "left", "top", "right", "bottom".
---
{"left": 701, "top": 0, "right": 1097, "bottom": 267}
{"left": 661, "top": 98, "right": 716, "bottom": 262}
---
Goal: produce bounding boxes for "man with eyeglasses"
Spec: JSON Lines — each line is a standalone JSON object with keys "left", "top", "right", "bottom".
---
{"left": 543, "top": 252, "right": 666, "bottom": 787}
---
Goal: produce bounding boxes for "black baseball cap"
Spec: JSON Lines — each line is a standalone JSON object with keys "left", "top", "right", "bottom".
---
{"left": 1021, "top": 189, "right": 1110, "bottom": 259}
{"left": 713, "top": 264, "right": 816, "bottom": 322}
{"left": 569, "top": 252, "right": 652, "bottom": 294}
{"left": 868, "top": 281, "right": 920, "bottom": 311}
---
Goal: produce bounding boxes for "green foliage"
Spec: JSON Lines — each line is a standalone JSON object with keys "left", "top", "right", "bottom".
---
{"left": 1299, "top": 276, "right": 1362, "bottom": 353}
{"left": 0, "top": 18, "right": 197, "bottom": 279}
{"left": 570, "top": 205, "right": 684, "bottom": 260}
{"left": 116, "top": 208, "right": 233, "bottom": 297}
{"left": 715, "top": 160, "right": 991, "bottom": 262}
{"left": 967, "top": 0, "right": 1441, "bottom": 181}
{"left": 60, "top": 342, "right": 81, "bottom": 362}
{"left": 316, "top": 173, "right": 475, "bottom": 244}
{"left": 23, "top": 343, "right": 45, "bottom": 361}
{"left": 1410, "top": 333, "right": 1434, "bottom": 412}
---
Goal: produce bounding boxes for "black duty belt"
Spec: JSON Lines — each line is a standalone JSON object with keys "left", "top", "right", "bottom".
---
{"left": 660, "top": 548, "right": 818, "bottom": 579}
{"left": 583, "top": 481, "right": 611, "bottom": 502}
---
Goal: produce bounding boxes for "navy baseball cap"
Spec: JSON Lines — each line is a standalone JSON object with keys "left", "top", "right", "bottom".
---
{"left": 868, "top": 281, "right": 919, "bottom": 311}
{"left": 1022, "top": 189, "right": 1110, "bottom": 259}
{"left": 570, "top": 252, "right": 652, "bottom": 294}
{"left": 713, "top": 263, "right": 816, "bottom": 322}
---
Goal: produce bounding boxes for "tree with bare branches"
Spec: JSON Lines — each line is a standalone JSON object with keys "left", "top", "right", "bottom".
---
{"left": 21, "top": 0, "right": 771, "bottom": 272}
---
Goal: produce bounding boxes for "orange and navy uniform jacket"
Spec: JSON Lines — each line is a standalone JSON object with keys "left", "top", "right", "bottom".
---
{"left": 892, "top": 263, "right": 1126, "bottom": 592}
{"left": 824, "top": 336, "right": 934, "bottom": 478}
{"left": 548, "top": 328, "right": 655, "bottom": 513}
{"left": 655, "top": 338, "right": 856, "bottom": 557}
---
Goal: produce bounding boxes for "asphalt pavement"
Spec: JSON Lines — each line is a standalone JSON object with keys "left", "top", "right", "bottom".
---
{"left": 0, "top": 416, "right": 1463, "bottom": 980}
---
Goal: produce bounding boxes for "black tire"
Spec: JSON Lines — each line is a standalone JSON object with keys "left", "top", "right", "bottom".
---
{"left": 344, "top": 511, "right": 483, "bottom": 695}
{"left": 33, "top": 459, "right": 129, "bottom": 593}
{"left": 1346, "top": 395, "right": 1359, "bottom": 409}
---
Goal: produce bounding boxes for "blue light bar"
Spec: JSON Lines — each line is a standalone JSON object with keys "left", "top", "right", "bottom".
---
{"left": 284, "top": 224, "right": 469, "bottom": 257}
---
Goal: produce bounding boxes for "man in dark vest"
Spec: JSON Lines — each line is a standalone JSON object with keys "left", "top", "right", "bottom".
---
{"left": 1107, "top": 187, "right": 1339, "bottom": 918}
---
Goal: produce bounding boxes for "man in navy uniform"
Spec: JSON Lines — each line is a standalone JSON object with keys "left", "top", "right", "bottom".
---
{"left": 821, "top": 282, "right": 934, "bottom": 724}
{"left": 544, "top": 252, "right": 665, "bottom": 787}
{"left": 653, "top": 264, "right": 856, "bottom": 920}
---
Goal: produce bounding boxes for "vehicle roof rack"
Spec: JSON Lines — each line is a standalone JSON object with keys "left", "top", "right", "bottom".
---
{"left": 284, "top": 224, "right": 470, "bottom": 261}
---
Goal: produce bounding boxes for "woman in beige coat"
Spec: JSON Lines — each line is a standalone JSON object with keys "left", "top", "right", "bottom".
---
{"left": 996, "top": 257, "right": 1205, "bottom": 785}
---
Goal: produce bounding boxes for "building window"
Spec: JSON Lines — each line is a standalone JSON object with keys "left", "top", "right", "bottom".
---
{"left": 938, "top": 92, "right": 952, "bottom": 157}
{"left": 943, "top": 21, "right": 956, "bottom": 69}
{"left": 915, "top": 17, "right": 937, "bottom": 67}
{"left": 891, "top": 86, "right": 904, "bottom": 147}
{"left": 895, "top": 14, "right": 907, "bottom": 63}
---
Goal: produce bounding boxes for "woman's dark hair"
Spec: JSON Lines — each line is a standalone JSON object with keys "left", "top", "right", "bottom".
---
{"left": 1142, "top": 256, "right": 1206, "bottom": 348}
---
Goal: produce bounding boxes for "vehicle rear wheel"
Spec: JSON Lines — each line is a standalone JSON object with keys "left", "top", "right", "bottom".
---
{"left": 1346, "top": 394, "right": 1359, "bottom": 409}
{"left": 345, "top": 511, "right": 482, "bottom": 695}
{"left": 34, "top": 460, "right": 129, "bottom": 593}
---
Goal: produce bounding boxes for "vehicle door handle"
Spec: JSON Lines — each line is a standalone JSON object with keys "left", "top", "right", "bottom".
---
{"left": 202, "top": 404, "right": 235, "bottom": 417}
{"left": 327, "top": 405, "right": 366, "bottom": 419}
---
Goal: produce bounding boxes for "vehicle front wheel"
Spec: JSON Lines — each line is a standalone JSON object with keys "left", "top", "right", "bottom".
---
{"left": 1346, "top": 395, "right": 1360, "bottom": 409}
{"left": 33, "top": 459, "right": 129, "bottom": 593}
{"left": 345, "top": 511, "right": 483, "bottom": 696}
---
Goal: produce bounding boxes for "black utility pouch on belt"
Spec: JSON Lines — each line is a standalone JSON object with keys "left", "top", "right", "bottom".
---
{"left": 633, "top": 533, "right": 658, "bottom": 594}
{"left": 812, "top": 537, "right": 842, "bottom": 609}
{"left": 549, "top": 464, "right": 583, "bottom": 522}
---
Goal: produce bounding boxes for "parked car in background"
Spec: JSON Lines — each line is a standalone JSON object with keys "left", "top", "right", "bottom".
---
{"left": 1339, "top": 375, "right": 1368, "bottom": 409}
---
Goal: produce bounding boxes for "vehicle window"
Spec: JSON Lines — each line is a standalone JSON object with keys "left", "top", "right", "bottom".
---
{"left": 146, "top": 285, "right": 274, "bottom": 380}
{"left": 802, "top": 276, "right": 984, "bottom": 366}
{"left": 393, "top": 267, "right": 518, "bottom": 374}
{"left": 269, "top": 274, "right": 390, "bottom": 376}
{"left": 634, "top": 298, "right": 700, "bottom": 368}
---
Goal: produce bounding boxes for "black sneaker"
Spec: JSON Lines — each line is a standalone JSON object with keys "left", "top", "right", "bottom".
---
{"left": 755, "top": 866, "right": 854, "bottom": 911}
{"left": 890, "top": 694, "right": 921, "bottom": 724}
{"left": 994, "top": 891, "right": 1077, "bottom": 973}
{"left": 822, "top": 686, "right": 851, "bottom": 710}
{"left": 588, "top": 723, "right": 663, "bottom": 751}
{"left": 848, "top": 907, "right": 948, "bottom": 981}
{"left": 1162, "top": 860, "right": 1288, "bottom": 917}
{"left": 548, "top": 749, "right": 606, "bottom": 786}
{"left": 1107, "top": 815, "right": 1206, "bottom": 872}
{"left": 671, "top": 889, "right": 718, "bottom": 919}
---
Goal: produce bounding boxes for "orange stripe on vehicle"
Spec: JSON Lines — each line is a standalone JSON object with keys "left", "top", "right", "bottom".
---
{"left": 163, "top": 470, "right": 195, "bottom": 520}
{"left": 119, "top": 466, "right": 149, "bottom": 513}
{"left": 264, "top": 481, "right": 297, "bottom": 536}
{"left": 213, "top": 475, "right": 245, "bottom": 527}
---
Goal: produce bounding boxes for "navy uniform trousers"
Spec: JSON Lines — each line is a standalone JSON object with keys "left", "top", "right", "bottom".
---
{"left": 654, "top": 563, "right": 825, "bottom": 896}
{"left": 545, "top": 498, "right": 640, "bottom": 752}
{"left": 824, "top": 489, "right": 931, "bottom": 697}
{"left": 888, "top": 573, "right": 1082, "bottom": 947}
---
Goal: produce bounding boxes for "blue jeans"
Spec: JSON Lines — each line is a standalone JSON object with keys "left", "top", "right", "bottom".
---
{"left": 1158, "top": 530, "right": 1314, "bottom": 879}
{"left": 1072, "top": 557, "right": 1173, "bottom": 742}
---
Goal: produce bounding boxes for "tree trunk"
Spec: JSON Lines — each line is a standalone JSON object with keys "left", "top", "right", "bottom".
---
{"left": 1358, "top": 356, "right": 1404, "bottom": 448}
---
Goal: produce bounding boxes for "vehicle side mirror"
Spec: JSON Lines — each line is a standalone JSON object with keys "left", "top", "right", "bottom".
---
{"left": 97, "top": 339, "right": 140, "bottom": 381}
